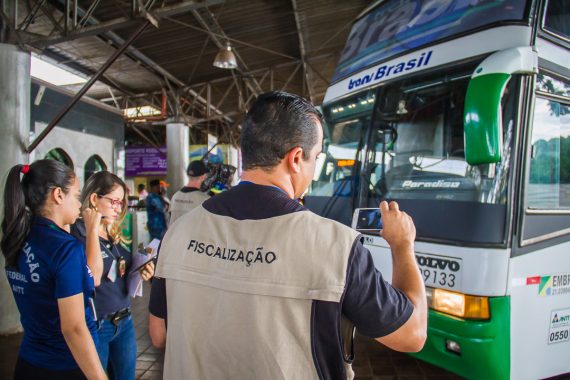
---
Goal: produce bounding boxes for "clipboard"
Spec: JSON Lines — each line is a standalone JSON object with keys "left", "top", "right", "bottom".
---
{"left": 131, "top": 256, "right": 157, "bottom": 273}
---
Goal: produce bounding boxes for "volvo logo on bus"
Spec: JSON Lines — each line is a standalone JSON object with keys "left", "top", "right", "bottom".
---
{"left": 416, "top": 254, "right": 461, "bottom": 272}
{"left": 348, "top": 50, "right": 433, "bottom": 90}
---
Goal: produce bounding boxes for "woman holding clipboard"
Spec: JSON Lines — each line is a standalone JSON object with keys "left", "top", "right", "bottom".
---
{"left": 70, "top": 171, "right": 154, "bottom": 380}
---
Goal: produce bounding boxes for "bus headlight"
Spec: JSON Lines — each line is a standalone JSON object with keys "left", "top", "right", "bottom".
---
{"left": 426, "top": 287, "right": 490, "bottom": 320}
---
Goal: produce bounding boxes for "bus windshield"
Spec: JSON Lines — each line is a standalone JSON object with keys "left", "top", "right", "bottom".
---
{"left": 310, "top": 90, "right": 375, "bottom": 198}
{"left": 333, "top": 0, "right": 528, "bottom": 83}
{"left": 303, "top": 91, "right": 374, "bottom": 225}
{"left": 360, "top": 64, "right": 519, "bottom": 244}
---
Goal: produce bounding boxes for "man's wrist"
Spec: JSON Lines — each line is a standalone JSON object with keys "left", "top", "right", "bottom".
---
{"left": 391, "top": 241, "right": 415, "bottom": 255}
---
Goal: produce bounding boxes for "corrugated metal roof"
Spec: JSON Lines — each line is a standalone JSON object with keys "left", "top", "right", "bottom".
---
{"left": 15, "top": 0, "right": 368, "bottom": 136}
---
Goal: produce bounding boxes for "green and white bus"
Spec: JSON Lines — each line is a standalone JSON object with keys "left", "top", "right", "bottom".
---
{"left": 305, "top": 1, "right": 570, "bottom": 379}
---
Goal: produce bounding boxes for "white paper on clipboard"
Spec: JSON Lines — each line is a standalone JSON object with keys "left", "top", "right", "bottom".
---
{"left": 128, "top": 239, "right": 160, "bottom": 298}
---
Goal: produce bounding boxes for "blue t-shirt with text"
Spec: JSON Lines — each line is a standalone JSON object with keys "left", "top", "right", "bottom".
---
{"left": 5, "top": 216, "right": 97, "bottom": 371}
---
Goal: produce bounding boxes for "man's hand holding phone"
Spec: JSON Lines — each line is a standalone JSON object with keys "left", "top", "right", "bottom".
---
{"left": 378, "top": 201, "right": 416, "bottom": 252}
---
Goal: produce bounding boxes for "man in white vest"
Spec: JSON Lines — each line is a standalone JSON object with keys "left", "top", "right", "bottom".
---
{"left": 149, "top": 91, "right": 427, "bottom": 379}
{"left": 168, "top": 160, "right": 210, "bottom": 226}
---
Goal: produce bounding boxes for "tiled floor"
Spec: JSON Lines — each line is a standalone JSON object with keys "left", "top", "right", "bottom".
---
{"left": 5, "top": 287, "right": 570, "bottom": 380}
{"left": 131, "top": 284, "right": 164, "bottom": 380}
{"left": 0, "top": 282, "right": 463, "bottom": 380}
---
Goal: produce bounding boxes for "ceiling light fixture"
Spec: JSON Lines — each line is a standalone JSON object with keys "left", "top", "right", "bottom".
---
{"left": 213, "top": 43, "right": 238, "bottom": 69}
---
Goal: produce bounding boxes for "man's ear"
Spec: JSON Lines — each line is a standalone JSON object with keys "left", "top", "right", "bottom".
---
{"left": 286, "top": 147, "right": 304, "bottom": 174}
{"left": 52, "top": 187, "right": 65, "bottom": 205}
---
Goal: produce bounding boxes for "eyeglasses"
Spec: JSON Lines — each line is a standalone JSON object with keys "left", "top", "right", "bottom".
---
{"left": 97, "top": 195, "right": 125, "bottom": 208}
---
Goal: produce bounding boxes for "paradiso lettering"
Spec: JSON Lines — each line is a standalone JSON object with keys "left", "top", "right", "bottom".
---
{"left": 187, "top": 239, "right": 277, "bottom": 267}
{"left": 348, "top": 50, "right": 432, "bottom": 91}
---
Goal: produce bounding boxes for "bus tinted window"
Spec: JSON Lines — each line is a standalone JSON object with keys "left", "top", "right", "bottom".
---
{"left": 544, "top": 0, "right": 570, "bottom": 39}
{"left": 333, "top": 0, "right": 528, "bottom": 82}
{"left": 309, "top": 91, "right": 373, "bottom": 197}
{"left": 528, "top": 97, "right": 570, "bottom": 210}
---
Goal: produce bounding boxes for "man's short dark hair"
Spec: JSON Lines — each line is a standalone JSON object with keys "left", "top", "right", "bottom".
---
{"left": 240, "top": 91, "right": 322, "bottom": 171}
{"left": 149, "top": 179, "right": 160, "bottom": 187}
{"left": 138, "top": 184, "right": 145, "bottom": 190}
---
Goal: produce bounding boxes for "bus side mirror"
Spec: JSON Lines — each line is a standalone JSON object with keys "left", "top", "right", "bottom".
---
{"left": 463, "top": 73, "right": 510, "bottom": 165}
{"left": 463, "top": 46, "right": 537, "bottom": 165}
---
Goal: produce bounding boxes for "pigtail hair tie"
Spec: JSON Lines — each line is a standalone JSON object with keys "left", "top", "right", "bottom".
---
{"left": 21, "top": 164, "right": 30, "bottom": 175}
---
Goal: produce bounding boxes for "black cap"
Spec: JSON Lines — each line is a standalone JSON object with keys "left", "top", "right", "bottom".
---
{"left": 187, "top": 160, "right": 209, "bottom": 177}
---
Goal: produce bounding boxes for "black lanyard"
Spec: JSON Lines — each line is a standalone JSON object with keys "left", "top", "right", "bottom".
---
{"left": 101, "top": 240, "right": 126, "bottom": 278}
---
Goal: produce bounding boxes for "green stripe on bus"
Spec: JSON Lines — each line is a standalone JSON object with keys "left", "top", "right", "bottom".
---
{"left": 411, "top": 296, "right": 510, "bottom": 379}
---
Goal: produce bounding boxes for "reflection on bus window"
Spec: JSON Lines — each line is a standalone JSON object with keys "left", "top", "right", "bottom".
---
{"left": 536, "top": 72, "right": 570, "bottom": 97}
{"left": 543, "top": 0, "right": 570, "bottom": 39}
{"left": 333, "top": 0, "right": 527, "bottom": 82}
{"left": 45, "top": 148, "right": 74, "bottom": 169}
{"left": 309, "top": 91, "right": 373, "bottom": 197}
{"left": 363, "top": 66, "right": 518, "bottom": 205}
{"left": 527, "top": 98, "right": 570, "bottom": 210}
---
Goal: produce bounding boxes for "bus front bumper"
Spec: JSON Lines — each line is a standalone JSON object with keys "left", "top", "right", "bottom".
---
{"left": 411, "top": 296, "right": 510, "bottom": 380}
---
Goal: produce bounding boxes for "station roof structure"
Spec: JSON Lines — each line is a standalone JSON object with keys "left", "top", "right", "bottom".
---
{"left": 3, "top": 0, "right": 368, "bottom": 143}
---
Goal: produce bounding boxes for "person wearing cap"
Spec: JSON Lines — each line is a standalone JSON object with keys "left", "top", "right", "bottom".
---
{"left": 146, "top": 179, "right": 168, "bottom": 240}
{"left": 149, "top": 91, "right": 427, "bottom": 379}
{"left": 168, "top": 160, "right": 211, "bottom": 226}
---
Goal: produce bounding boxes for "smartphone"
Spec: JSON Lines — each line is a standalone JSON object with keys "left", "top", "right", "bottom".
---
{"left": 352, "top": 208, "right": 383, "bottom": 233}
{"left": 131, "top": 256, "right": 157, "bottom": 273}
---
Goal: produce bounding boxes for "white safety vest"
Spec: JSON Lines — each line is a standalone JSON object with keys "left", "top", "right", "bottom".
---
{"left": 156, "top": 205, "right": 360, "bottom": 380}
{"left": 168, "top": 189, "right": 210, "bottom": 226}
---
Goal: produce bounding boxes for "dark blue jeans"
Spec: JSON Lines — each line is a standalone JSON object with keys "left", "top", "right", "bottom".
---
{"left": 96, "top": 315, "right": 136, "bottom": 380}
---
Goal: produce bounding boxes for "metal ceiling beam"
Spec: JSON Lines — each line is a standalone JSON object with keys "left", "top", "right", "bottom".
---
{"left": 291, "top": 0, "right": 313, "bottom": 102}
{"left": 100, "top": 50, "right": 336, "bottom": 109}
{"left": 27, "top": 20, "right": 151, "bottom": 153}
{"left": 25, "top": 0, "right": 224, "bottom": 47}
{"left": 190, "top": 8, "right": 263, "bottom": 96}
{"left": 41, "top": 0, "right": 231, "bottom": 123}
{"left": 185, "top": 52, "right": 336, "bottom": 89}
{"left": 41, "top": 48, "right": 138, "bottom": 96}
{"left": 17, "top": 0, "right": 47, "bottom": 31}
{"left": 165, "top": 16, "right": 298, "bottom": 62}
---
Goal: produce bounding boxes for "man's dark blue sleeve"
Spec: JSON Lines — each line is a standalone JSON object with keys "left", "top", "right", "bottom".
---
{"left": 149, "top": 277, "right": 167, "bottom": 319}
{"left": 342, "top": 239, "right": 414, "bottom": 338}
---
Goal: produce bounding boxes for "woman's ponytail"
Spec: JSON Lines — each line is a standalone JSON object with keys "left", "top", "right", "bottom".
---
{"left": 1, "top": 160, "right": 75, "bottom": 268}
{"left": 1, "top": 165, "right": 31, "bottom": 267}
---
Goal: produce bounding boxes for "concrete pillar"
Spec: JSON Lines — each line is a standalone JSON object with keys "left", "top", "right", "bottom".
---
{"left": 0, "top": 43, "right": 30, "bottom": 334}
{"left": 166, "top": 123, "right": 189, "bottom": 197}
